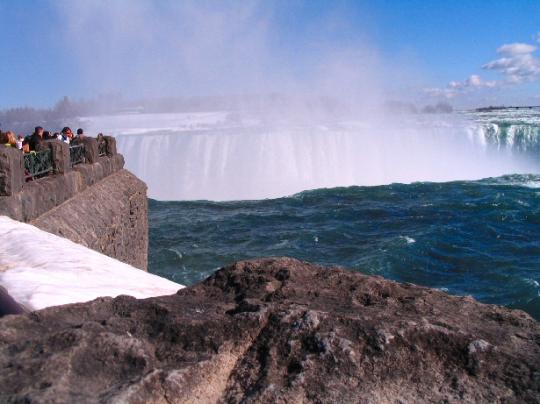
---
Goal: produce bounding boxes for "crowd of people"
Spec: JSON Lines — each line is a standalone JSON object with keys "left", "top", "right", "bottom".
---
{"left": 0, "top": 126, "right": 86, "bottom": 153}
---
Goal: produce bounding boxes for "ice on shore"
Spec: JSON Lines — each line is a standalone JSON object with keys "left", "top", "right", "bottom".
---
{"left": 0, "top": 216, "right": 184, "bottom": 311}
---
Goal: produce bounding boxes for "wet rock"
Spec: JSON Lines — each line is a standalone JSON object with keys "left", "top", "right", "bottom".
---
{"left": 0, "top": 257, "right": 539, "bottom": 403}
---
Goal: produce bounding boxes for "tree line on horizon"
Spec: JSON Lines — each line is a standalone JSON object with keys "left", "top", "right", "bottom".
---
{"left": 1, "top": 94, "right": 458, "bottom": 133}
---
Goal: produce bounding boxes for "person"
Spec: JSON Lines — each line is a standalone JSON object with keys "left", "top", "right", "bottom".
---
{"left": 61, "top": 127, "right": 73, "bottom": 144}
{"left": 5, "top": 131, "right": 17, "bottom": 147}
{"left": 21, "top": 137, "right": 30, "bottom": 153}
{"left": 43, "top": 130, "right": 54, "bottom": 140}
{"left": 29, "top": 126, "right": 45, "bottom": 151}
{"left": 15, "top": 134, "right": 23, "bottom": 150}
{"left": 71, "top": 128, "right": 85, "bottom": 145}
{"left": 0, "top": 131, "right": 16, "bottom": 147}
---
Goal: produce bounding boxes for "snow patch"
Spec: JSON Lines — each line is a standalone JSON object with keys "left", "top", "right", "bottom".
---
{"left": 0, "top": 216, "right": 183, "bottom": 311}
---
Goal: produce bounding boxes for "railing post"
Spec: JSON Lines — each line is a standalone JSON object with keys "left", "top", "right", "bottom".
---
{"left": 81, "top": 137, "right": 99, "bottom": 164}
{"left": 45, "top": 140, "right": 71, "bottom": 174}
{"left": 0, "top": 147, "right": 24, "bottom": 196}
{"left": 103, "top": 136, "right": 117, "bottom": 156}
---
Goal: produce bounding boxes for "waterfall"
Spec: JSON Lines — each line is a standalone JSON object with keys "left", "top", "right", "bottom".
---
{"left": 107, "top": 112, "right": 537, "bottom": 201}
{"left": 467, "top": 123, "right": 540, "bottom": 153}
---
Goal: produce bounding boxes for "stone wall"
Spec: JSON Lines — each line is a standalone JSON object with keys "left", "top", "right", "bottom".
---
{"left": 0, "top": 154, "right": 125, "bottom": 222}
{"left": 0, "top": 147, "right": 24, "bottom": 197}
{"left": 32, "top": 170, "right": 148, "bottom": 271}
{"left": 0, "top": 136, "right": 149, "bottom": 270}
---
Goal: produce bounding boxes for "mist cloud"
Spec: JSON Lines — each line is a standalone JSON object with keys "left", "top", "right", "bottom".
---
{"left": 51, "top": 0, "right": 389, "bottom": 114}
{"left": 55, "top": 1, "right": 274, "bottom": 97}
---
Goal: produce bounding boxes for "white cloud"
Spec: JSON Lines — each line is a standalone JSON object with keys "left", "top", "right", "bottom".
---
{"left": 481, "top": 41, "right": 540, "bottom": 85}
{"left": 448, "top": 80, "right": 463, "bottom": 89}
{"left": 425, "top": 73, "right": 498, "bottom": 100}
{"left": 483, "top": 52, "right": 540, "bottom": 84}
{"left": 424, "top": 74, "right": 496, "bottom": 98}
{"left": 465, "top": 74, "right": 497, "bottom": 88}
{"left": 497, "top": 43, "right": 537, "bottom": 56}
{"left": 430, "top": 36, "right": 540, "bottom": 99}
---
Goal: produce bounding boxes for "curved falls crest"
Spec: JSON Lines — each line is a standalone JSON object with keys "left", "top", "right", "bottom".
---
{"left": 93, "top": 110, "right": 540, "bottom": 201}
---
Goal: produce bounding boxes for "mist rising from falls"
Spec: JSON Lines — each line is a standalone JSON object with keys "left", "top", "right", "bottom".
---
{"left": 101, "top": 112, "right": 539, "bottom": 201}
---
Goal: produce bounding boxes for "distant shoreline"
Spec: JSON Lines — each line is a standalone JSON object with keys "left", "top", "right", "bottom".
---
{"left": 475, "top": 105, "right": 540, "bottom": 112}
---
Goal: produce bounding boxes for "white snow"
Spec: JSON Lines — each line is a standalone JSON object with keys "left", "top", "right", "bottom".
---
{"left": 0, "top": 216, "right": 183, "bottom": 311}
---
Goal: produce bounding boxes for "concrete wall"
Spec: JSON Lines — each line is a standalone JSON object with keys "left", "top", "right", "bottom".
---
{"left": 0, "top": 137, "right": 149, "bottom": 270}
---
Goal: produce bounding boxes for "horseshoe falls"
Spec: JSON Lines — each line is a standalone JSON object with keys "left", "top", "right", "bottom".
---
{"left": 82, "top": 108, "right": 540, "bottom": 320}
{"left": 84, "top": 110, "right": 538, "bottom": 201}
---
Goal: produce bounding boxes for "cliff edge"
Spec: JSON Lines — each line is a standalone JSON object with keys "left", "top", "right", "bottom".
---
{"left": 1, "top": 257, "right": 539, "bottom": 403}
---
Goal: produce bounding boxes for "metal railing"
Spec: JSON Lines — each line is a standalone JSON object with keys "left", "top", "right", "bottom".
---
{"left": 69, "top": 144, "right": 85, "bottom": 166}
{"left": 98, "top": 139, "right": 107, "bottom": 157}
{"left": 24, "top": 149, "right": 53, "bottom": 180}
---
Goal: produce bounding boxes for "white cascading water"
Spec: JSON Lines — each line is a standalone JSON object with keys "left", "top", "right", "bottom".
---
{"left": 82, "top": 111, "right": 538, "bottom": 201}
{"left": 468, "top": 123, "right": 540, "bottom": 152}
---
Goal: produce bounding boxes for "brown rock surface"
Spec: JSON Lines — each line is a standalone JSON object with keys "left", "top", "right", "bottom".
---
{"left": 0, "top": 257, "right": 539, "bottom": 403}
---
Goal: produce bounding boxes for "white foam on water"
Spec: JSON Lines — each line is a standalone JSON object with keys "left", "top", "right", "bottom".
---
{"left": 400, "top": 236, "right": 416, "bottom": 244}
{"left": 484, "top": 175, "right": 540, "bottom": 189}
{"left": 523, "top": 181, "right": 540, "bottom": 189}
{"left": 0, "top": 216, "right": 184, "bottom": 311}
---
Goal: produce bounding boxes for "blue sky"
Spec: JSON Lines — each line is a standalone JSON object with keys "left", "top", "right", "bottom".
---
{"left": 1, "top": 0, "right": 539, "bottom": 109}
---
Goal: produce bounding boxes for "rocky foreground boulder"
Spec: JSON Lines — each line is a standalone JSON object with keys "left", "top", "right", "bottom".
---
{"left": 1, "top": 257, "right": 539, "bottom": 403}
